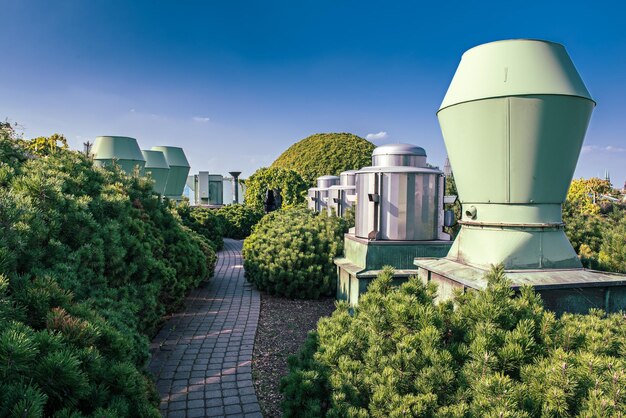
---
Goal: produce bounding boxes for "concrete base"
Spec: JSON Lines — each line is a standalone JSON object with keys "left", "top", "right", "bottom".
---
{"left": 414, "top": 258, "right": 626, "bottom": 315}
{"left": 334, "top": 234, "right": 452, "bottom": 306}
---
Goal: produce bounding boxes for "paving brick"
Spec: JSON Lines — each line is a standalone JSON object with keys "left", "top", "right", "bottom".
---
{"left": 223, "top": 395, "right": 240, "bottom": 406}
{"left": 187, "top": 398, "right": 204, "bottom": 409}
{"left": 224, "top": 403, "right": 243, "bottom": 415}
{"left": 166, "top": 410, "right": 186, "bottom": 418}
{"left": 242, "top": 402, "right": 261, "bottom": 413}
{"left": 168, "top": 400, "right": 186, "bottom": 411}
{"left": 206, "top": 406, "right": 225, "bottom": 417}
{"left": 241, "top": 394, "right": 258, "bottom": 404}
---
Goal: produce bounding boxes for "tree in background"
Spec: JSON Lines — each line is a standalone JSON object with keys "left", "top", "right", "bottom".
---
{"left": 566, "top": 177, "right": 613, "bottom": 216}
{"left": 272, "top": 133, "right": 374, "bottom": 185}
{"left": 243, "top": 166, "right": 308, "bottom": 211}
{"left": 444, "top": 173, "right": 461, "bottom": 238}
{"left": 563, "top": 177, "right": 625, "bottom": 271}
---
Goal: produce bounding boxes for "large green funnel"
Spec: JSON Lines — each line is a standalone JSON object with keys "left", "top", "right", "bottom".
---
{"left": 151, "top": 146, "right": 190, "bottom": 200}
{"left": 438, "top": 39, "right": 595, "bottom": 270}
{"left": 92, "top": 136, "right": 146, "bottom": 175}
{"left": 141, "top": 150, "right": 170, "bottom": 195}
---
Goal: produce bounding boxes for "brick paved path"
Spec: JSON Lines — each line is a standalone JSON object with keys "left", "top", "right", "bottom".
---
{"left": 149, "top": 239, "right": 262, "bottom": 417}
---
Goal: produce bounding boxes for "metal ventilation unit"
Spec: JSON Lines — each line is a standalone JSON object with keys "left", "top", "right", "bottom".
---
{"left": 308, "top": 175, "right": 340, "bottom": 213}
{"left": 355, "top": 144, "right": 447, "bottom": 241}
{"left": 151, "top": 146, "right": 190, "bottom": 201}
{"left": 335, "top": 143, "right": 453, "bottom": 306}
{"left": 92, "top": 136, "right": 146, "bottom": 175}
{"left": 327, "top": 170, "right": 357, "bottom": 217}
{"left": 141, "top": 150, "right": 170, "bottom": 195}
{"left": 415, "top": 39, "right": 626, "bottom": 314}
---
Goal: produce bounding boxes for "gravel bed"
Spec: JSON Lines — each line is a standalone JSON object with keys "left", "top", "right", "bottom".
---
{"left": 252, "top": 292, "right": 336, "bottom": 417}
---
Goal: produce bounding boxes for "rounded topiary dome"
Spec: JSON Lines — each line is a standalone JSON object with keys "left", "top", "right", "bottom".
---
{"left": 272, "top": 133, "right": 375, "bottom": 185}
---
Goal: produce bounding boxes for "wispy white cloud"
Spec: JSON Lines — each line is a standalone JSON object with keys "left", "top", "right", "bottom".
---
{"left": 366, "top": 131, "right": 388, "bottom": 142}
{"left": 192, "top": 116, "right": 210, "bottom": 123}
{"left": 582, "top": 145, "right": 626, "bottom": 154}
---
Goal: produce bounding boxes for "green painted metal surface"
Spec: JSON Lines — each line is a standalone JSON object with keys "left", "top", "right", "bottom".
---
{"left": 335, "top": 233, "right": 452, "bottom": 306}
{"left": 151, "top": 146, "right": 190, "bottom": 200}
{"left": 440, "top": 39, "right": 593, "bottom": 110}
{"left": 141, "top": 150, "right": 170, "bottom": 195}
{"left": 415, "top": 258, "right": 626, "bottom": 315}
{"left": 92, "top": 136, "right": 146, "bottom": 175}
{"left": 438, "top": 39, "right": 595, "bottom": 270}
{"left": 343, "top": 233, "right": 451, "bottom": 270}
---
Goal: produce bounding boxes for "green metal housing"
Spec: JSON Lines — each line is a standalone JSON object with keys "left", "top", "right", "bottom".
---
{"left": 151, "top": 146, "right": 190, "bottom": 200}
{"left": 438, "top": 39, "right": 595, "bottom": 270}
{"left": 141, "top": 150, "right": 170, "bottom": 195}
{"left": 415, "top": 39, "right": 626, "bottom": 315}
{"left": 336, "top": 234, "right": 451, "bottom": 306}
{"left": 92, "top": 136, "right": 146, "bottom": 175}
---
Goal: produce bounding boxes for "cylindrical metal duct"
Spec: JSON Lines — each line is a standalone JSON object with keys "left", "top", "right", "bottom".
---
{"left": 371, "top": 143, "right": 427, "bottom": 168}
{"left": 141, "top": 150, "right": 170, "bottom": 195}
{"left": 317, "top": 175, "right": 340, "bottom": 189}
{"left": 92, "top": 136, "right": 146, "bottom": 175}
{"left": 355, "top": 166, "right": 443, "bottom": 240}
{"left": 151, "top": 146, "right": 191, "bottom": 200}
{"left": 229, "top": 171, "right": 242, "bottom": 204}
{"left": 340, "top": 170, "right": 358, "bottom": 186}
{"left": 438, "top": 39, "right": 595, "bottom": 270}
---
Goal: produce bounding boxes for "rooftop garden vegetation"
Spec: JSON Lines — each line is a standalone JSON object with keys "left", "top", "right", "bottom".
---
{"left": 243, "top": 166, "right": 308, "bottom": 211}
{"left": 272, "top": 133, "right": 375, "bottom": 185}
{"left": 242, "top": 208, "right": 348, "bottom": 299}
{"left": 0, "top": 124, "right": 215, "bottom": 417}
{"left": 281, "top": 266, "right": 626, "bottom": 417}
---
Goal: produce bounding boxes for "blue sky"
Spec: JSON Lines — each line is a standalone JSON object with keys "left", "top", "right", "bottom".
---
{"left": 1, "top": 0, "right": 625, "bottom": 185}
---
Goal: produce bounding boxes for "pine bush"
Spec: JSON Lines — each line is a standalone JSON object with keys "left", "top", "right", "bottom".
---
{"left": 216, "top": 204, "right": 264, "bottom": 239}
{"left": 281, "top": 266, "right": 626, "bottom": 416}
{"left": 175, "top": 202, "right": 224, "bottom": 250}
{"left": 242, "top": 208, "right": 347, "bottom": 298}
{"left": 0, "top": 129, "right": 215, "bottom": 417}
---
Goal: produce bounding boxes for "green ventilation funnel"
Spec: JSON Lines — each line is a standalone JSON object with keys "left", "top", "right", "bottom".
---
{"left": 151, "top": 146, "right": 190, "bottom": 200}
{"left": 141, "top": 150, "right": 170, "bottom": 195}
{"left": 438, "top": 39, "right": 595, "bottom": 270}
{"left": 92, "top": 136, "right": 146, "bottom": 175}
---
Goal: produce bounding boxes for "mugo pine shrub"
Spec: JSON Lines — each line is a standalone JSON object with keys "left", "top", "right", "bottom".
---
{"left": 216, "top": 203, "right": 264, "bottom": 239}
{"left": 176, "top": 202, "right": 224, "bottom": 250}
{"left": 0, "top": 128, "right": 215, "bottom": 417}
{"left": 281, "top": 266, "right": 626, "bottom": 417}
{"left": 242, "top": 208, "right": 348, "bottom": 298}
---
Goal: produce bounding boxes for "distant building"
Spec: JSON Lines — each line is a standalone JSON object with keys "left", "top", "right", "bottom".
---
{"left": 443, "top": 156, "right": 452, "bottom": 177}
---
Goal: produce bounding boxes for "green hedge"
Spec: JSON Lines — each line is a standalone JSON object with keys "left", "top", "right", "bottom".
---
{"left": 272, "top": 133, "right": 374, "bottom": 185}
{"left": 242, "top": 208, "right": 347, "bottom": 298}
{"left": 243, "top": 167, "right": 308, "bottom": 211}
{"left": 216, "top": 204, "right": 264, "bottom": 239}
{"left": 176, "top": 203, "right": 225, "bottom": 250}
{"left": 281, "top": 266, "right": 626, "bottom": 417}
{"left": 0, "top": 129, "right": 215, "bottom": 417}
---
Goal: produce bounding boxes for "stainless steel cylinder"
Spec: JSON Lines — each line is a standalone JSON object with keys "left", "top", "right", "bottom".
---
{"left": 317, "top": 175, "right": 340, "bottom": 189}
{"left": 355, "top": 166, "right": 443, "bottom": 240}
{"left": 371, "top": 144, "right": 427, "bottom": 168}
{"left": 340, "top": 170, "right": 358, "bottom": 186}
